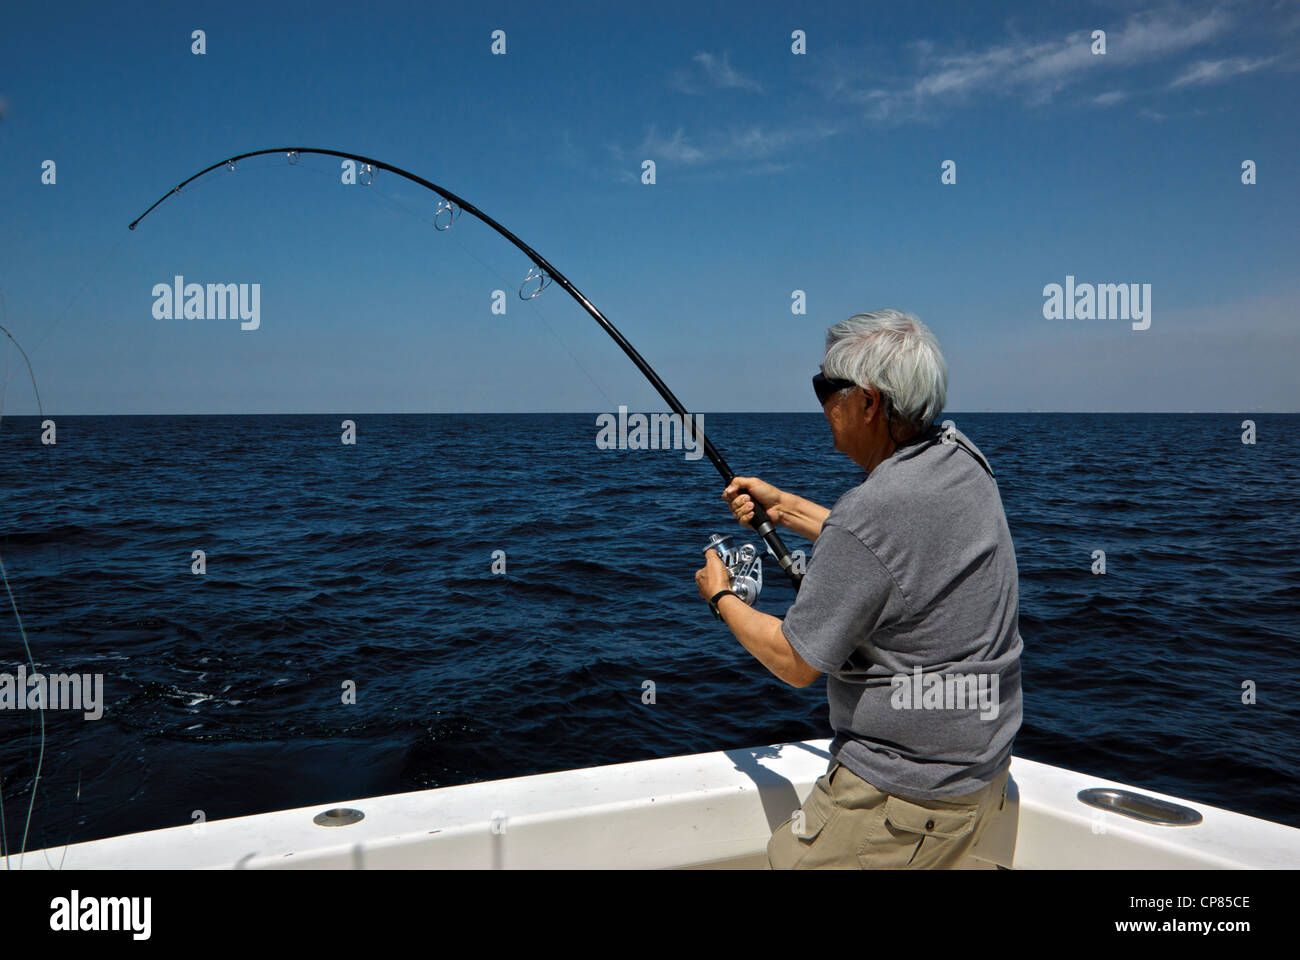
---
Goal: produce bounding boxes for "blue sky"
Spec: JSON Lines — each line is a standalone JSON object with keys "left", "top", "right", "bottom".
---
{"left": 1, "top": 0, "right": 1296, "bottom": 414}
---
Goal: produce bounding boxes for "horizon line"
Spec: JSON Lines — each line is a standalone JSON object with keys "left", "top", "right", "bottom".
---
{"left": 1, "top": 410, "right": 1294, "bottom": 417}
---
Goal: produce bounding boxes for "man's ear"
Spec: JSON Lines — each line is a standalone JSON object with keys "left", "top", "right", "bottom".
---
{"left": 862, "top": 385, "right": 877, "bottom": 418}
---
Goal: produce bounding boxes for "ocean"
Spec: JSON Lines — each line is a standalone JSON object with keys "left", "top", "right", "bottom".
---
{"left": 1, "top": 412, "right": 1296, "bottom": 854}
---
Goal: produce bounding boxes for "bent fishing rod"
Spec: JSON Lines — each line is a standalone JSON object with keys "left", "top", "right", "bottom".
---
{"left": 129, "top": 147, "right": 804, "bottom": 590}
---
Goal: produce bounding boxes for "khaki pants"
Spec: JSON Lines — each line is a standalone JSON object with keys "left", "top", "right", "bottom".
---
{"left": 766, "top": 759, "right": 1008, "bottom": 870}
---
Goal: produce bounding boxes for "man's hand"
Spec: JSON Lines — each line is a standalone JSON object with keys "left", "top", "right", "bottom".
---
{"left": 724, "top": 476, "right": 831, "bottom": 543}
{"left": 723, "top": 476, "right": 786, "bottom": 530}
{"left": 695, "top": 549, "right": 732, "bottom": 601}
{"left": 696, "top": 550, "right": 822, "bottom": 687}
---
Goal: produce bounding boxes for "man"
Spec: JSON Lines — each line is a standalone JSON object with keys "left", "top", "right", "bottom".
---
{"left": 694, "top": 309, "right": 1022, "bottom": 869}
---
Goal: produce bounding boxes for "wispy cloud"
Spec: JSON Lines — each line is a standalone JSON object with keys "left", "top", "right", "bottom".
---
{"left": 639, "top": 126, "right": 708, "bottom": 164}
{"left": 1092, "top": 89, "right": 1129, "bottom": 106}
{"left": 695, "top": 52, "right": 762, "bottom": 92}
{"left": 652, "top": 123, "right": 833, "bottom": 163}
{"left": 668, "top": 51, "right": 762, "bottom": 95}
{"left": 606, "top": 122, "right": 837, "bottom": 180}
{"left": 824, "top": 6, "right": 1237, "bottom": 121}
{"left": 1169, "top": 54, "right": 1280, "bottom": 87}
{"left": 1113, "top": 7, "right": 1230, "bottom": 58}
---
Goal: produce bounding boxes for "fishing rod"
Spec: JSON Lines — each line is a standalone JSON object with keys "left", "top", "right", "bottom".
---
{"left": 129, "top": 148, "right": 804, "bottom": 591}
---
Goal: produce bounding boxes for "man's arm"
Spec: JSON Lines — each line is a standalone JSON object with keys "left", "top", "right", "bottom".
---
{"left": 724, "top": 477, "right": 830, "bottom": 542}
{"left": 715, "top": 594, "right": 822, "bottom": 688}
{"left": 773, "top": 491, "right": 831, "bottom": 542}
{"left": 696, "top": 523, "right": 900, "bottom": 687}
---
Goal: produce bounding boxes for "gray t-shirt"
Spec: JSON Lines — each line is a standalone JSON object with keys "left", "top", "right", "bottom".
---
{"left": 781, "top": 424, "right": 1023, "bottom": 800}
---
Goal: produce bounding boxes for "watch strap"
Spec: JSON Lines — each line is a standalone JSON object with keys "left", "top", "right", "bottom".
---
{"left": 709, "top": 588, "right": 741, "bottom": 620}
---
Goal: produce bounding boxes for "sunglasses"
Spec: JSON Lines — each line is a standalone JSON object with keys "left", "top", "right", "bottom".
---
{"left": 812, "top": 371, "right": 857, "bottom": 405}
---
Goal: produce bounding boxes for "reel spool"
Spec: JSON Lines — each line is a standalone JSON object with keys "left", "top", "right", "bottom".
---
{"left": 703, "top": 534, "right": 763, "bottom": 605}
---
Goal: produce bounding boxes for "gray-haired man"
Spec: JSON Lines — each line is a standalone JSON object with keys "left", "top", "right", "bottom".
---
{"left": 694, "top": 309, "right": 1022, "bottom": 869}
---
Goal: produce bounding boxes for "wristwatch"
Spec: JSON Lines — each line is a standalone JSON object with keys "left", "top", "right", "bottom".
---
{"left": 708, "top": 588, "right": 742, "bottom": 620}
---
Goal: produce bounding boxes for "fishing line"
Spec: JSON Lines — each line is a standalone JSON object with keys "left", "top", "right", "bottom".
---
{"left": 0, "top": 148, "right": 260, "bottom": 399}
{"left": 0, "top": 295, "right": 84, "bottom": 870}
{"left": 129, "top": 148, "right": 804, "bottom": 586}
{"left": 363, "top": 180, "right": 618, "bottom": 409}
{"left": 0, "top": 236, "right": 128, "bottom": 400}
{"left": 0, "top": 313, "right": 53, "bottom": 869}
{"left": 203, "top": 153, "right": 619, "bottom": 406}
{"left": 0, "top": 551, "right": 42, "bottom": 869}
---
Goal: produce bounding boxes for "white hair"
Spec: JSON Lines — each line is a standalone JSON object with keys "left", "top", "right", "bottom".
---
{"left": 821, "top": 310, "right": 948, "bottom": 432}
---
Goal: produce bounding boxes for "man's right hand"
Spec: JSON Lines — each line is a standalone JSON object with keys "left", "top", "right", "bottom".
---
{"left": 723, "top": 476, "right": 786, "bottom": 530}
{"left": 724, "top": 477, "right": 831, "bottom": 542}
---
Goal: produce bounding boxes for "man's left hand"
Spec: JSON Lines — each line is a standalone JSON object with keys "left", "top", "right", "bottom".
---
{"left": 695, "top": 549, "right": 732, "bottom": 601}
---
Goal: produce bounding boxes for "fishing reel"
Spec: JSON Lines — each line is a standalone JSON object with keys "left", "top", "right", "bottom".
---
{"left": 703, "top": 534, "right": 763, "bottom": 605}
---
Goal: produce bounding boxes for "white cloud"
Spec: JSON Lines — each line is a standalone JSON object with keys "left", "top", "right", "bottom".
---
{"left": 668, "top": 51, "right": 762, "bottom": 94}
{"left": 1169, "top": 55, "right": 1279, "bottom": 87}
{"left": 694, "top": 52, "right": 762, "bottom": 92}
{"left": 1092, "top": 89, "right": 1129, "bottom": 105}
{"left": 1112, "top": 7, "right": 1230, "bottom": 58}
{"left": 611, "top": 121, "right": 837, "bottom": 178}
{"left": 639, "top": 126, "right": 707, "bottom": 164}
{"left": 828, "top": 7, "right": 1236, "bottom": 121}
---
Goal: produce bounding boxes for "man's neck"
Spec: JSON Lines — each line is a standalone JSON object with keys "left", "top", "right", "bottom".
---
{"left": 861, "top": 423, "right": 921, "bottom": 473}
{"left": 860, "top": 436, "right": 898, "bottom": 474}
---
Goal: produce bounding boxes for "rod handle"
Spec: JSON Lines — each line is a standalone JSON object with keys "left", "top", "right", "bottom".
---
{"left": 747, "top": 502, "right": 803, "bottom": 590}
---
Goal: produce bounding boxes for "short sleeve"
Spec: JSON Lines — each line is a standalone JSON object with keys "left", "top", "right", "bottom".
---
{"left": 781, "top": 523, "right": 902, "bottom": 675}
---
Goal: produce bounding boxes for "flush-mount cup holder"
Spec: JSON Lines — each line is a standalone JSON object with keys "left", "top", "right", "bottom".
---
{"left": 313, "top": 807, "right": 365, "bottom": 827}
{"left": 1077, "top": 788, "right": 1203, "bottom": 826}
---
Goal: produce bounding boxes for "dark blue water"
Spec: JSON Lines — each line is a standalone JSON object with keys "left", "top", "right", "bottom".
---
{"left": 1, "top": 413, "right": 1297, "bottom": 853}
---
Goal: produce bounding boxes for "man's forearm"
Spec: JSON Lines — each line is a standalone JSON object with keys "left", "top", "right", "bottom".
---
{"left": 716, "top": 594, "right": 820, "bottom": 688}
{"left": 777, "top": 492, "right": 830, "bottom": 541}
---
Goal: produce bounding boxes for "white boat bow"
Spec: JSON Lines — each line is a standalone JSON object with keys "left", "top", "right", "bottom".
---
{"left": 13, "top": 740, "right": 1299, "bottom": 869}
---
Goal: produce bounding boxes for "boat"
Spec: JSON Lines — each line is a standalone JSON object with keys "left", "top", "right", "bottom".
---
{"left": 14, "top": 738, "right": 1299, "bottom": 869}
